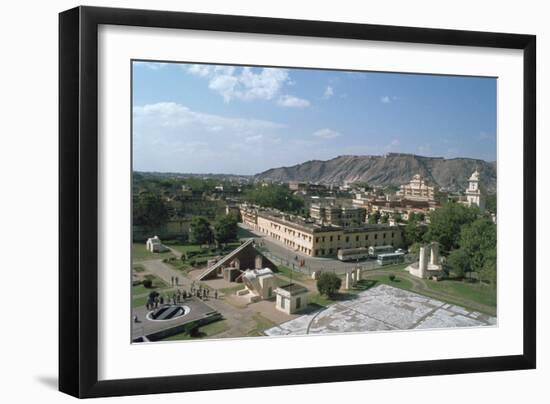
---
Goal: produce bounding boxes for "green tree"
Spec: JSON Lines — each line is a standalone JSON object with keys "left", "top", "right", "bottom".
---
{"left": 407, "top": 242, "right": 422, "bottom": 260}
{"left": 368, "top": 210, "right": 381, "bottom": 224}
{"left": 403, "top": 221, "right": 426, "bottom": 247}
{"left": 479, "top": 248, "right": 497, "bottom": 285}
{"left": 446, "top": 248, "right": 471, "bottom": 278}
{"left": 424, "top": 202, "right": 478, "bottom": 253}
{"left": 133, "top": 193, "right": 169, "bottom": 230}
{"left": 214, "top": 214, "right": 238, "bottom": 246}
{"left": 243, "top": 184, "right": 304, "bottom": 213}
{"left": 316, "top": 272, "right": 342, "bottom": 297}
{"left": 459, "top": 217, "right": 497, "bottom": 275}
{"left": 380, "top": 213, "right": 389, "bottom": 224}
{"left": 408, "top": 212, "right": 425, "bottom": 223}
{"left": 486, "top": 194, "right": 497, "bottom": 215}
{"left": 189, "top": 216, "right": 213, "bottom": 246}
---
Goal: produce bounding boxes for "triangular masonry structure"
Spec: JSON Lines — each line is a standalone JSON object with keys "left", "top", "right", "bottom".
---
{"left": 198, "top": 239, "right": 277, "bottom": 281}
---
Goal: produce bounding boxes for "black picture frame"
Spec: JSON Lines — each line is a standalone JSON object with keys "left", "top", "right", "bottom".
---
{"left": 59, "top": 5, "right": 536, "bottom": 398}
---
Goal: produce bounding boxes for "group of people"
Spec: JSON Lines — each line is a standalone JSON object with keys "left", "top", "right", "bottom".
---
{"left": 144, "top": 281, "right": 219, "bottom": 311}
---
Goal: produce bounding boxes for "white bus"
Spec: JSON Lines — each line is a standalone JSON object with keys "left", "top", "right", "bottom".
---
{"left": 376, "top": 252, "right": 405, "bottom": 266}
{"left": 337, "top": 247, "right": 369, "bottom": 262}
{"left": 368, "top": 245, "right": 395, "bottom": 258}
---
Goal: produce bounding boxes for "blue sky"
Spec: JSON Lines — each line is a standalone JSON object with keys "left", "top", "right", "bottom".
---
{"left": 132, "top": 61, "right": 496, "bottom": 175}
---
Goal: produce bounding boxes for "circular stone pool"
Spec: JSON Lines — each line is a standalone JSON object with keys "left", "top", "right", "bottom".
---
{"left": 146, "top": 305, "right": 191, "bottom": 322}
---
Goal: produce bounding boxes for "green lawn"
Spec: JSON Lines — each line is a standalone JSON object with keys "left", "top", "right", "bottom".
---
{"left": 423, "top": 279, "right": 497, "bottom": 308}
{"left": 166, "top": 243, "right": 204, "bottom": 255}
{"left": 308, "top": 292, "right": 337, "bottom": 307}
{"left": 132, "top": 243, "right": 172, "bottom": 262}
{"left": 132, "top": 294, "right": 149, "bottom": 308}
{"left": 357, "top": 274, "right": 414, "bottom": 292}
{"left": 219, "top": 285, "right": 245, "bottom": 295}
{"left": 132, "top": 274, "right": 170, "bottom": 307}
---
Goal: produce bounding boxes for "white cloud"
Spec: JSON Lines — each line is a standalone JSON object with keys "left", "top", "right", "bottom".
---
{"left": 134, "top": 102, "right": 284, "bottom": 134}
{"left": 277, "top": 95, "right": 311, "bottom": 108}
{"left": 133, "top": 102, "right": 288, "bottom": 173}
{"left": 208, "top": 75, "right": 239, "bottom": 102}
{"left": 381, "top": 95, "right": 400, "bottom": 104}
{"left": 312, "top": 128, "right": 341, "bottom": 139}
{"left": 186, "top": 64, "right": 212, "bottom": 77}
{"left": 323, "top": 86, "right": 334, "bottom": 99}
{"left": 186, "top": 64, "right": 290, "bottom": 103}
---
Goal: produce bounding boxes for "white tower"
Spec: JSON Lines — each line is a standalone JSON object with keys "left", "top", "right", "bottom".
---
{"left": 465, "top": 170, "right": 485, "bottom": 212}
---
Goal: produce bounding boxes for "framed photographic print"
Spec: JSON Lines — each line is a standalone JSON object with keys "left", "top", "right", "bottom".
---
{"left": 59, "top": 6, "right": 536, "bottom": 398}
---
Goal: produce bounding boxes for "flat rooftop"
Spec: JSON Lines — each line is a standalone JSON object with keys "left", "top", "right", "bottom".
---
{"left": 250, "top": 206, "right": 395, "bottom": 234}
{"left": 276, "top": 283, "right": 308, "bottom": 295}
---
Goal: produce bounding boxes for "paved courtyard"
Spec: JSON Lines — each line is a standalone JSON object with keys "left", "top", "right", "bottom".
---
{"left": 132, "top": 297, "right": 218, "bottom": 341}
{"left": 264, "top": 284, "right": 496, "bottom": 336}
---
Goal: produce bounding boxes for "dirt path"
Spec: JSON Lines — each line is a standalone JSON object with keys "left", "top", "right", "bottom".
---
{"left": 139, "top": 259, "right": 189, "bottom": 287}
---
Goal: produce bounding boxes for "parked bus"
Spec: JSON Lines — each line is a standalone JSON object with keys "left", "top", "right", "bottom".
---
{"left": 337, "top": 247, "right": 369, "bottom": 262}
{"left": 376, "top": 252, "right": 405, "bottom": 266}
{"left": 368, "top": 245, "right": 395, "bottom": 258}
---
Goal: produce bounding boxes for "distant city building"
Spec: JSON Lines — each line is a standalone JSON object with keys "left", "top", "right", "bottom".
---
{"left": 240, "top": 205, "right": 402, "bottom": 257}
{"left": 369, "top": 198, "right": 435, "bottom": 219}
{"left": 464, "top": 170, "right": 485, "bottom": 212}
{"left": 288, "top": 181, "right": 307, "bottom": 191}
{"left": 288, "top": 181, "right": 330, "bottom": 194}
{"left": 310, "top": 203, "right": 366, "bottom": 227}
{"left": 357, "top": 175, "right": 447, "bottom": 220}
{"left": 399, "top": 174, "right": 437, "bottom": 202}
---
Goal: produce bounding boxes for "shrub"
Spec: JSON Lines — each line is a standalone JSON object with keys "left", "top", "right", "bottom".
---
{"left": 389, "top": 274, "right": 396, "bottom": 282}
{"left": 142, "top": 278, "right": 153, "bottom": 288}
{"left": 317, "top": 272, "right": 342, "bottom": 297}
{"left": 189, "top": 259, "right": 196, "bottom": 266}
